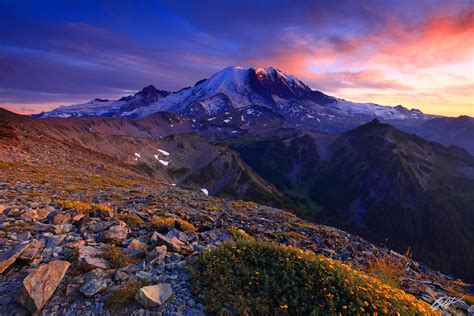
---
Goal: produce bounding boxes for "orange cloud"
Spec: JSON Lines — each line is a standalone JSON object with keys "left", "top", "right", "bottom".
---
{"left": 248, "top": 6, "right": 473, "bottom": 117}
{"left": 375, "top": 8, "right": 474, "bottom": 70}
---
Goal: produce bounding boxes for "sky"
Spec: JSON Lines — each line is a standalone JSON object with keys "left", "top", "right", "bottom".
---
{"left": 0, "top": 0, "right": 473, "bottom": 117}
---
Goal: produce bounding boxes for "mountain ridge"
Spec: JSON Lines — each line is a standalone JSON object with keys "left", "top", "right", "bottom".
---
{"left": 32, "top": 66, "right": 433, "bottom": 126}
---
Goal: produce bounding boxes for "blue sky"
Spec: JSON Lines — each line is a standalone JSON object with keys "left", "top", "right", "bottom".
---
{"left": 1, "top": 0, "right": 473, "bottom": 116}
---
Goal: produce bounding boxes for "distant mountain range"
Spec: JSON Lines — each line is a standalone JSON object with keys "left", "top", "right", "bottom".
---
{"left": 33, "top": 66, "right": 474, "bottom": 154}
{"left": 14, "top": 65, "right": 474, "bottom": 281}
{"left": 33, "top": 67, "right": 428, "bottom": 126}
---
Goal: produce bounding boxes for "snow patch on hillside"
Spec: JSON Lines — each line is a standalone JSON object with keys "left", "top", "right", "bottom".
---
{"left": 157, "top": 149, "right": 170, "bottom": 156}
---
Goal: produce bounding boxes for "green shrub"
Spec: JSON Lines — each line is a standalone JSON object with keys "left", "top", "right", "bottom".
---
{"left": 191, "top": 240, "right": 437, "bottom": 315}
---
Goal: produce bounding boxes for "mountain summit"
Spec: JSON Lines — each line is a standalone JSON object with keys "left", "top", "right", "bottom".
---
{"left": 129, "top": 66, "right": 337, "bottom": 119}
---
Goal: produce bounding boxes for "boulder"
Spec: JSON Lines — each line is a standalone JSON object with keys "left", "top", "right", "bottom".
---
{"left": 49, "top": 212, "right": 71, "bottom": 225}
{"left": 0, "top": 244, "right": 28, "bottom": 273}
{"left": 152, "top": 232, "right": 193, "bottom": 255}
{"left": 135, "top": 283, "right": 173, "bottom": 308}
{"left": 98, "top": 222, "right": 128, "bottom": 244}
{"left": 77, "top": 246, "right": 110, "bottom": 270}
{"left": 16, "top": 260, "right": 70, "bottom": 314}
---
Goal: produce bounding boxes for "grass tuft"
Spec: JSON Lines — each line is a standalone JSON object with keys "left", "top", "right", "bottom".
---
{"left": 57, "top": 200, "right": 113, "bottom": 214}
{"left": 100, "top": 245, "right": 139, "bottom": 268}
{"left": 105, "top": 279, "right": 150, "bottom": 311}
{"left": 117, "top": 213, "right": 145, "bottom": 226}
{"left": 279, "top": 231, "right": 309, "bottom": 241}
{"left": 229, "top": 200, "right": 257, "bottom": 209}
{"left": 367, "top": 250, "right": 410, "bottom": 289}
{"left": 149, "top": 217, "right": 196, "bottom": 232}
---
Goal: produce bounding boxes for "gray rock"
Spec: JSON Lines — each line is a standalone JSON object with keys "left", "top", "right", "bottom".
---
{"left": 135, "top": 283, "right": 173, "bottom": 308}
{"left": 88, "top": 221, "right": 113, "bottom": 233}
{"left": 16, "top": 232, "right": 31, "bottom": 241}
{"left": 113, "top": 270, "right": 129, "bottom": 282}
{"left": 46, "top": 234, "right": 66, "bottom": 247}
{"left": 152, "top": 233, "right": 193, "bottom": 255}
{"left": 79, "top": 278, "right": 108, "bottom": 297}
{"left": 166, "top": 229, "right": 189, "bottom": 242}
{"left": 98, "top": 222, "right": 128, "bottom": 244}
{"left": 147, "top": 245, "right": 167, "bottom": 266}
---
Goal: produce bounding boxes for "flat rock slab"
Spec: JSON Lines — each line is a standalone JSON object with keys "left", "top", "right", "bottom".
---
{"left": 135, "top": 283, "right": 173, "bottom": 308}
{"left": 152, "top": 232, "right": 193, "bottom": 255}
{"left": 16, "top": 260, "right": 70, "bottom": 314}
{"left": 79, "top": 278, "right": 108, "bottom": 297}
{"left": 98, "top": 223, "right": 128, "bottom": 243}
{"left": 19, "top": 239, "right": 44, "bottom": 262}
{"left": 77, "top": 246, "right": 110, "bottom": 270}
{"left": 0, "top": 244, "right": 28, "bottom": 273}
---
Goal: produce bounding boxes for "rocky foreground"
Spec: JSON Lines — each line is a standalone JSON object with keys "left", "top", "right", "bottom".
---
{"left": 0, "top": 170, "right": 473, "bottom": 315}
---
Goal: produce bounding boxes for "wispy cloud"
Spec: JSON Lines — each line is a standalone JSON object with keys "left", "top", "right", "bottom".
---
{"left": 0, "top": 0, "right": 472, "bottom": 116}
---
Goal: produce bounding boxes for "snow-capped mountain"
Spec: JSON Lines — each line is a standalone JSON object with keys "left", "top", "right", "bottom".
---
{"left": 33, "top": 85, "right": 169, "bottom": 118}
{"left": 34, "top": 66, "right": 434, "bottom": 132}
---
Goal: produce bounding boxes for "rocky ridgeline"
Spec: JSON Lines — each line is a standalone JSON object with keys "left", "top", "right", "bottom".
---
{"left": 0, "top": 180, "right": 472, "bottom": 315}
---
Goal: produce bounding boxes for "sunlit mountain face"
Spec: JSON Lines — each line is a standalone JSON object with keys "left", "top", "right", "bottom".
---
{"left": 1, "top": 1, "right": 474, "bottom": 315}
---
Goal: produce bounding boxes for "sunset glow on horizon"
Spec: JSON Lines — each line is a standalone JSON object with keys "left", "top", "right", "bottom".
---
{"left": 1, "top": 1, "right": 473, "bottom": 117}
